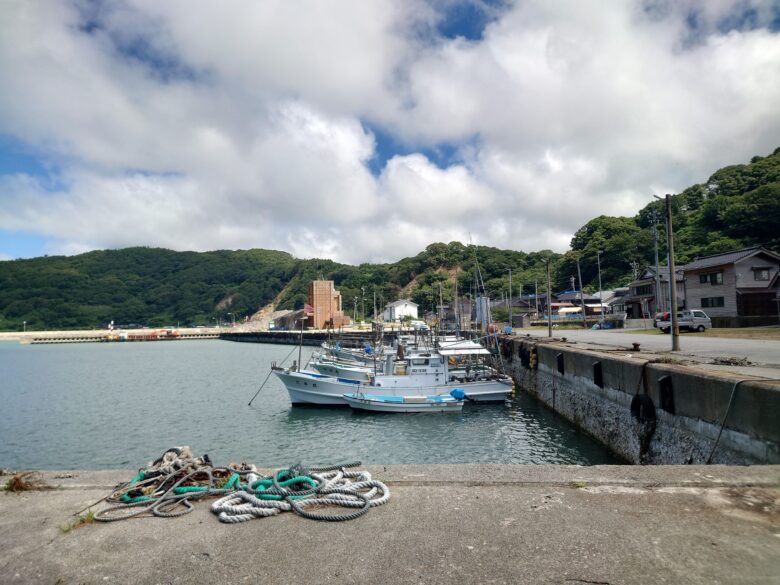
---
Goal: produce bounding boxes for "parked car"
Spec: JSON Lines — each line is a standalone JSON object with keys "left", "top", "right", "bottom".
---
{"left": 658, "top": 310, "right": 712, "bottom": 333}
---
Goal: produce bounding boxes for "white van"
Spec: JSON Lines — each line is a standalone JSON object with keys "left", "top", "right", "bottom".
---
{"left": 658, "top": 310, "right": 712, "bottom": 333}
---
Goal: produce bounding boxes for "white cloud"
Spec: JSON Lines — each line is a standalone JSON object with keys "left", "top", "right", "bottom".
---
{"left": 0, "top": 0, "right": 778, "bottom": 263}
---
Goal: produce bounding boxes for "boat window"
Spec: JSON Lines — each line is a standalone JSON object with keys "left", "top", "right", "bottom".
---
{"left": 411, "top": 358, "right": 429, "bottom": 366}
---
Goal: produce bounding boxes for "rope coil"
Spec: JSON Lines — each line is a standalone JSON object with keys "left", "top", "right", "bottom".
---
{"left": 92, "top": 447, "right": 389, "bottom": 524}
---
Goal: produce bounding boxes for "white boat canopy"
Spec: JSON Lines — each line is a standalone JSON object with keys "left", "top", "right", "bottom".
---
{"left": 437, "top": 340, "right": 491, "bottom": 356}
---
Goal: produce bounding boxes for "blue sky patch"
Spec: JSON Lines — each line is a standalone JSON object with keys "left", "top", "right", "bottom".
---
{"left": 0, "top": 230, "right": 49, "bottom": 260}
{"left": 365, "top": 123, "right": 468, "bottom": 175}
{"left": 435, "top": 0, "right": 507, "bottom": 41}
{"left": 0, "top": 135, "right": 51, "bottom": 177}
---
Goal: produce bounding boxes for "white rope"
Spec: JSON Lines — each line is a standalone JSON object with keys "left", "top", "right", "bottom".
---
{"left": 210, "top": 468, "right": 391, "bottom": 523}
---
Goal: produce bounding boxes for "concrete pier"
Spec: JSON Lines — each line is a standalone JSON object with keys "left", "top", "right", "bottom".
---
{"left": 503, "top": 335, "right": 780, "bottom": 465}
{"left": 1, "top": 465, "right": 778, "bottom": 584}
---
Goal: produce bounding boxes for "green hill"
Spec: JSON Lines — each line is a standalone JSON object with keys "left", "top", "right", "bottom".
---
{"left": 556, "top": 146, "right": 780, "bottom": 291}
{"left": 1, "top": 147, "right": 778, "bottom": 331}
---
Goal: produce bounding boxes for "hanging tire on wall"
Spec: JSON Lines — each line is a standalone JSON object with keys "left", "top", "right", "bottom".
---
{"left": 630, "top": 394, "right": 657, "bottom": 423}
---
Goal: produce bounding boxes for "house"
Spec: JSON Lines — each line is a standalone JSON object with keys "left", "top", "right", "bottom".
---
{"left": 274, "top": 309, "right": 306, "bottom": 331}
{"left": 682, "top": 246, "right": 780, "bottom": 326}
{"left": 306, "top": 280, "right": 352, "bottom": 330}
{"left": 624, "top": 267, "right": 685, "bottom": 319}
{"left": 382, "top": 299, "right": 419, "bottom": 322}
{"left": 528, "top": 293, "right": 556, "bottom": 316}
{"left": 555, "top": 289, "right": 601, "bottom": 304}
{"left": 553, "top": 289, "right": 603, "bottom": 316}
{"left": 606, "top": 287, "right": 630, "bottom": 314}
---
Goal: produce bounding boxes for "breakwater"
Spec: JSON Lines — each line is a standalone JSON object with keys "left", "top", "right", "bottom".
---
{"left": 220, "top": 330, "right": 402, "bottom": 346}
{"left": 3, "top": 329, "right": 220, "bottom": 344}
{"left": 503, "top": 335, "right": 780, "bottom": 464}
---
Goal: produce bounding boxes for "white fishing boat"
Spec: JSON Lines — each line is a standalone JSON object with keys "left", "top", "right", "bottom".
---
{"left": 272, "top": 340, "right": 513, "bottom": 406}
{"left": 308, "top": 352, "right": 374, "bottom": 381}
{"left": 342, "top": 390, "right": 464, "bottom": 413}
{"left": 321, "top": 341, "right": 387, "bottom": 365}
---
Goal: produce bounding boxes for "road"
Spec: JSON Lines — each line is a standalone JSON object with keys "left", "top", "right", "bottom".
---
{"left": 514, "top": 327, "right": 780, "bottom": 368}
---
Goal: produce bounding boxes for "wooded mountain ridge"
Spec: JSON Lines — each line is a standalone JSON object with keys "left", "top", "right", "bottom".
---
{"left": 2, "top": 147, "right": 778, "bottom": 330}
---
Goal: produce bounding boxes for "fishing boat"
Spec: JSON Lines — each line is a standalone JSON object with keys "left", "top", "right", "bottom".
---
{"left": 308, "top": 352, "right": 374, "bottom": 381}
{"left": 272, "top": 340, "right": 513, "bottom": 406}
{"left": 342, "top": 389, "right": 465, "bottom": 413}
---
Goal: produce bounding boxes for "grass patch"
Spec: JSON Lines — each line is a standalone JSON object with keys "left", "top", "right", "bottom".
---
{"left": 618, "top": 326, "right": 780, "bottom": 340}
{"left": 3, "top": 471, "right": 48, "bottom": 492}
{"left": 617, "top": 328, "right": 662, "bottom": 335}
{"left": 570, "top": 480, "right": 589, "bottom": 489}
{"left": 60, "top": 510, "right": 94, "bottom": 533}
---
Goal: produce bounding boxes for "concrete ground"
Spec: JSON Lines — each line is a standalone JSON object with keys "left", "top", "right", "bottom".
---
{"left": 1, "top": 465, "right": 779, "bottom": 585}
{"left": 513, "top": 328, "right": 780, "bottom": 380}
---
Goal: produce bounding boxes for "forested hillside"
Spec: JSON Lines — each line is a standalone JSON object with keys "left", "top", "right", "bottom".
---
{"left": 556, "top": 146, "right": 780, "bottom": 290}
{"left": 1, "top": 148, "right": 778, "bottom": 331}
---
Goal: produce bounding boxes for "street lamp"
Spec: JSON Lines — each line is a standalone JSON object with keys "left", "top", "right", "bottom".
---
{"left": 361, "top": 287, "right": 365, "bottom": 323}
{"left": 23, "top": 320, "right": 26, "bottom": 333}
{"left": 654, "top": 194, "right": 680, "bottom": 351}
{"left": 227, "top": 312, "right": 235, "bottom": 327}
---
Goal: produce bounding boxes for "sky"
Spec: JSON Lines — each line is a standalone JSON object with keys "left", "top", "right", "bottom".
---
{"left": 1, "top": 0, "right": 779, "bottom": 264}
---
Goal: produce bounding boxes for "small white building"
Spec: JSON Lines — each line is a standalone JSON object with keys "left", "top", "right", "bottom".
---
{"left": 383, "top": 299, "right": 419, "bottom": 322}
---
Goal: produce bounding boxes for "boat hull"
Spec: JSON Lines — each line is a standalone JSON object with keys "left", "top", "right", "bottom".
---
{"left": 343, "top": 393, "right": 463, "bottom": 413}
{"left": 274, "top": 369, "right": 512, "bottom": 406}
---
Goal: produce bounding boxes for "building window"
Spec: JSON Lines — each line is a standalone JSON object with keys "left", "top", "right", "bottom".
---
{"left": 701, "top": 297, "right": 724, "bottom": 308}
{"left": 634, "top": 284, "right": 653, "bottom": 296}
{"left": 700, "top": 272, "right": 723, "bottom": 285}
{"left": 754, "top": 269, "right": 770, "bottom": 281}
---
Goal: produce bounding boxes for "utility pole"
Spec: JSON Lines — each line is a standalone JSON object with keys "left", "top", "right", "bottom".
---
{"left": 546, "top": 258, "right": 553, "bottom": 338}
{"left": 656, "top": 194, "right": 680, "bottom": 351}
{"left": 650, "top": 210, "right": 663, "bottom": 313}
{"left": 534, "top": 279, "right": 539, "bottom": 318}
{"left": 373, "top": 287, "right": 376, "bottom": 323}
{"left": 503, "top": 268, "right": 512, "bottom": 331}
{"left": 575, "top": 256, "right": 588, "bottom": 328}
{"left": 630, "top": 261, "right": 640, "bottom": 281}
{"left": 361, "top": 287, "right": 365, "bottom": 323}
{"left": 596, "top": 250, "right": 604, "bottom": 320}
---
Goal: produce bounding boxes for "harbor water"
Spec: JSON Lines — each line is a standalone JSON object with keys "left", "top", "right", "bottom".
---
{"left": 0, "top": 340, "right": 621, "bottom": 469}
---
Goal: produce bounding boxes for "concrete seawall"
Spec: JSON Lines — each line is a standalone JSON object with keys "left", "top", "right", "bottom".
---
{"left": 503, "top": 336, "right": 780, "bottom": 465}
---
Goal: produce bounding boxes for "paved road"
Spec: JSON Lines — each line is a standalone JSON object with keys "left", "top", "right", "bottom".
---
{"left": 1, "top": 466, "right": 778, "bottom": 585}
{"left": 514, "top": 327, "right": 780, "bottom": 367}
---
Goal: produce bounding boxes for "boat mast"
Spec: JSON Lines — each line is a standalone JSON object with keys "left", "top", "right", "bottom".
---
{"left": 297, "top": 315, "right": 304, "bottom": 371}
{"left": 454, "top": 273, "right": 460, "bottom": 336}
{"left": 438, "top": 282, "right": 444, "bottom": 340}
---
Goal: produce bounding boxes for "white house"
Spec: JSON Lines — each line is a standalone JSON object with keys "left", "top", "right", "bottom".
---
{"left": 382, "top": 299, "right": 419, "bottom": 322}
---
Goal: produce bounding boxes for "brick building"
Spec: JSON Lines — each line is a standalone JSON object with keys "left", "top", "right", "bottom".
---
{"left": 306, "top": 280, "right": 351, "bottom": 329}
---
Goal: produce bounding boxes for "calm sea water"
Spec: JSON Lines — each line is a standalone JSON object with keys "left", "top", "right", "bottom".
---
{"left": 0, "top": 340, "right": 620, "bottom": 469}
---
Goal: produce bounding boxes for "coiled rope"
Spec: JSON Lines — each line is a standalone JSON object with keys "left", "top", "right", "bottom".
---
{"left": 92, "top": 448, "right": 389, "bottom": 524}
{"left": 211, "top": 467, "right": 390, "bottom": 523}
